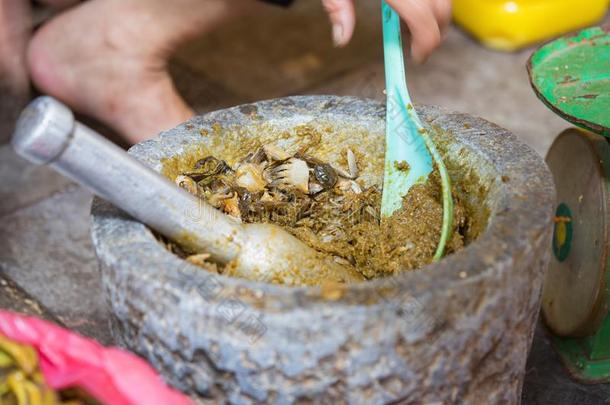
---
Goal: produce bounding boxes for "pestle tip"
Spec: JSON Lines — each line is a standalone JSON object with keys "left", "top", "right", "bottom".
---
{"left": 11, "top": 96, "right": 75, "bottom": 165}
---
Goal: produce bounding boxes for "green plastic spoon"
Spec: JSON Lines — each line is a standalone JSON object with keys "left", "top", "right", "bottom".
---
{"left": 381, "top": 0, "right": 453, "bottom": 260}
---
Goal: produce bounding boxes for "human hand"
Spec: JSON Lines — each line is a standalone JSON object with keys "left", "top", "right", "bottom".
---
{"left": 322, "top": 0, "right": 451, "bottom": 63}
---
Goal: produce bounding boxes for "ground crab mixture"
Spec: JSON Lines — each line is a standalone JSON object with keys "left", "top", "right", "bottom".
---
{"left": 162, "top": 130, "right": 468, "bottom": 281}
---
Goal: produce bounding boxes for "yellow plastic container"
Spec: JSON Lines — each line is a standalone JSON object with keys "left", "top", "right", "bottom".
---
{"left": 453, "top": 0, "right": 609, "bottom": 51}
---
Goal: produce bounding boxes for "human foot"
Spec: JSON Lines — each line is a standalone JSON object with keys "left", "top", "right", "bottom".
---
{"left": 27, "top": 0, "right": 250, "bottom": 144}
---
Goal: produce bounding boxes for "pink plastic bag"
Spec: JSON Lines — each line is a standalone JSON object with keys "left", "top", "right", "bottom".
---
{"left": 0, "top": 310, "right": 193, "bottom": 405}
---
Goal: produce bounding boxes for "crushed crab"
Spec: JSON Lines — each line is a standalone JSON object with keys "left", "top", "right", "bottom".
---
{"left": 334, "top": 149, "right": 358, "bottom": 179}
{"left": 220, "top": 192, "right": 241, "bottom": 220}
{"left": 235, "top": 163, "right": 267, "bottom": 193}
{"left": 337, "top": 179, "right": 363, "bottom": 195}
{"left": 173, "top": 143, "right": 369, "bottom": 226}
{"left": 263, "top": 144, "right": 291, "bottom": 161}
{"left": 312, "top": 163, "right": 338, "bottom": 189}
{"left": 165, "top": 128, "right": 468, "bottom": 283}
{"left": 175, "top": 175, "right": 199, "bottom": 195}
{"left": 308, "top": 182, "right": 324, "bottom": 195}
{"left": 269, "top": 158, "right": 309, "bottom": 193}
{"left": 347, "top": 149, "right": 358, "bottom": 178}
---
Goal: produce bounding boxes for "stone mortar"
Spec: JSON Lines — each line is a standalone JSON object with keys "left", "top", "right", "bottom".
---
{"left": 90, "top": 96, "right": 555, "bottom": 404}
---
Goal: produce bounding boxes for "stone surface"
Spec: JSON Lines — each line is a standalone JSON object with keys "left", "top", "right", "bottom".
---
{"left": 0, "top": 272, "right": 55, "bottom": 321}
{"left": 0, "top": 183, "right": 111, "bottom": 344}
{"left": 170, "top": 63, "right": 243, "bottom": 115}
{"left": 174, "top": 1, "right": 382, "bottom": 101}
{"left": 0, "top": 145, "right": 73, "bottom": 216}
{"left": 523, "top": 323, "right": 610, "bottom": 404}
{"left": 91, "top": 96, "right": 555, "bottom": 404}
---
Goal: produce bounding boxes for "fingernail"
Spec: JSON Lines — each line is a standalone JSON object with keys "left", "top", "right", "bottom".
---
{"left": 332, "top": 24, "right": 344, "bottom": 47}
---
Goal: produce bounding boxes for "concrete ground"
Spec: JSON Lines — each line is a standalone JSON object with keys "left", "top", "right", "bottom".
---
{"left": 1, "top": 2, "right": 608, "bottom": 403}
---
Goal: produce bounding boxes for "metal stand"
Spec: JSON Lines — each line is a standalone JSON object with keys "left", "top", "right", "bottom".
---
{"left": 529, "top": 26, "right": 610, "bottom": 383}
{"left": 544, "top": 130, "right": 610, "bottom": 382}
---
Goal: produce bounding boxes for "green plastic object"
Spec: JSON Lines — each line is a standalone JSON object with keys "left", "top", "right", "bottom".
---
{"left": 380, "top": 1, "right": 453, "bottom": 260}
{"left": 552, "top": 202, "right": 610, "bottom": 383}
{"left": 528, "top": 26, "right": 610, "bottom": 137}
{"left": 552, "top": 312, "right": 610, "bottom": 383}
{"left": 550, "top": 132, "right": 610, "bottom": 383}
